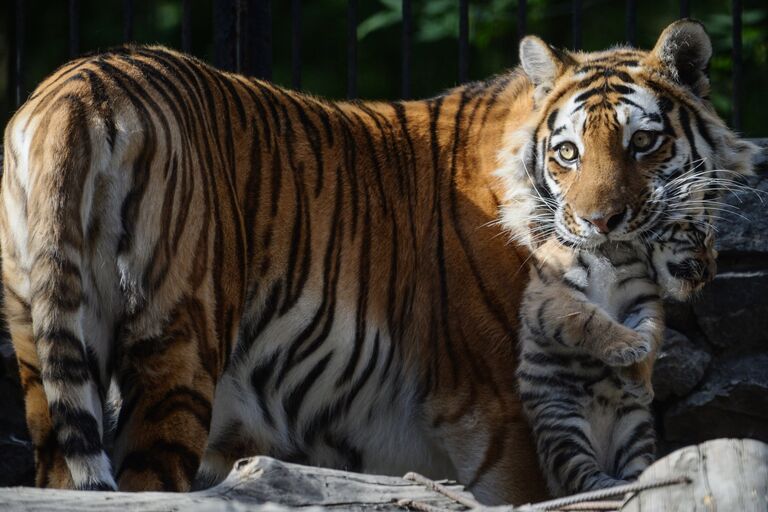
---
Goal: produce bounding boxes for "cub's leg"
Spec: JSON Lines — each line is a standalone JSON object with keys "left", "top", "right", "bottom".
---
{"left": 616, "top": 300, "right": 665, "bottom": 404}
{"left": 111, "top": 297, "right": 219, "bottom": 492}
{"left": 521, "top": 394, "right": 624, "bottom": 496}
{"left": 607, "top": 403, "right": 655, "bottom": 482}
{"left": 521, "top": 281, "right": 652, "bottom": 367}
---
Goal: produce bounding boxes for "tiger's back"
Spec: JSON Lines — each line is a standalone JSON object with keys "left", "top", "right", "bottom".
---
{"left": 1, "top": 45, "right": 544, "bottom": 503}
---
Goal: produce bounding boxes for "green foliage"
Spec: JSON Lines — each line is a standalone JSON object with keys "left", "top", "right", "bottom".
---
{"left": 1, "top": 0, "right": 766, "bottom": 136}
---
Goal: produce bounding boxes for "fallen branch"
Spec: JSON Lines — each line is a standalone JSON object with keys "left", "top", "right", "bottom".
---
{"left": 0, "top": 439, "right": 766, "bottom": 511}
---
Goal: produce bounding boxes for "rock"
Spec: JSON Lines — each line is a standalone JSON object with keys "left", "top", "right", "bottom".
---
{"left": 0, "top": 437, "right": 33, "bottom": 488}
{"left": 0, "top": 336, "right": 15, "bottom": 381}
{"left": 714, "top": 175, "right": 768, "bottom": 256}
{"left": 750, "top": 138, "right": 768, "bottom": 173}
{"left": 663, "top": 353, "right": 768, "bottom": 446}
{"left": 652, "top": 328, "right": 711, "bottom": 402}
{"left": 0, "top": 330, "right": 32, "bottom": 487}
{"left": 690, "top": 269, "right": 768, "bottom": 350}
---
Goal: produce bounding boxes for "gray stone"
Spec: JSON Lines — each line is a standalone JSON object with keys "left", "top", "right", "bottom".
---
{"left": 0, "top": 335, "right": 16, "bottom": 383}
{"left": 691, "top": 269, "right": 768, "bottom": 349}
{"left": 750, "top": 138, "right": 768, "bottom": 174}
{"left": 652, "top": 328, "right": 711, "bottom": 402}
{"left": 0, "top": 366, "right": 32, "bottom": 487}
{"left": 663, "top": 353, "right": 768, "bottom": 445}
{"left": 714, "top": 174, "right": 768, "bottom": 255}
{"left": 662, "top": 300, "right": 702, "bottom": 341}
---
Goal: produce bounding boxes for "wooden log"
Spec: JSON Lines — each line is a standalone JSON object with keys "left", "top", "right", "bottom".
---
{"left": 3, "top": 439, "right": 767, "bottom": 511}
{"left": 0, "top": 456, "right": 470, "bottom": 511}
{"left": 621, "top": 438, "right": 768, "bottom": 512}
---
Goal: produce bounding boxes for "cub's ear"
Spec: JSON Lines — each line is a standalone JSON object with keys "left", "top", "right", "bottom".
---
{"left": 519, "top": 36, "right": 574, "bottom": 102}
{"left": 649, "top": 19, "right": 712, "bottom": 97}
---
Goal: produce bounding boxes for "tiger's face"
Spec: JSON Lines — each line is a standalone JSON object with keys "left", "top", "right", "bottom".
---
{"left": 505, "top": 20, "right": 756, "bottom": 251}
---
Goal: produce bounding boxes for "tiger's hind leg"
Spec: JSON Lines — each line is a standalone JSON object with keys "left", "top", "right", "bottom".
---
{"left": 2, "top": 287, "right": 73, "bottom": 488}
{"left": 192, "top": 373, "right": 267, "bottom": 490}
{"left": 431, "top": 397, "right": 549, "bottom": 505}
{"left": 111, "top": 296, "right": 219, "bottom": 492}
{"left": 525, "top": 400, "right": 625, "bottom": 496}
{"left": 609, "top": 404, "right": 655, "bottom": 482}
{"left": 1, "top": 123, "right": 118, "bottom": 490}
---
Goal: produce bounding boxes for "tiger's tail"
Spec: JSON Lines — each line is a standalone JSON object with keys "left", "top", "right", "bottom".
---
{"left": 1, "top": 81, "right": 123, "bottom": 489}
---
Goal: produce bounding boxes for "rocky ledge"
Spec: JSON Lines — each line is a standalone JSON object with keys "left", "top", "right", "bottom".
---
{"left": 657, "top": 169, "right": 768, "bottom": 454}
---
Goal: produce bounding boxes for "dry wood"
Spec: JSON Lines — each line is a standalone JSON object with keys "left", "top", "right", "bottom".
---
{"left": 621, "top": 438, "right": 768, "bottom": 512}
{"left": 0, "top": 439, "right": 766, "bottom": 511}
{"left": 0, "top": 456, "right": 468, "bottom": 511}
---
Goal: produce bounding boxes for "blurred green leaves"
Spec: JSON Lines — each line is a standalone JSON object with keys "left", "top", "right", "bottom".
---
{"left": 1, "top": 0, "right": 767, "bottom": 136}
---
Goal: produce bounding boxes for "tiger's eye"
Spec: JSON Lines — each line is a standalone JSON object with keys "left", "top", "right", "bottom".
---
{"left": 631, "top": 130, "right": 655, "bottom": 151}
{"left": 557, "top": 142, "right": 578, "bottom": 162}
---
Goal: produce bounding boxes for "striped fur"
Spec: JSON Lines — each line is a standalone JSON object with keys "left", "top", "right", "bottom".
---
{"left": 517, "top": 218, "right": 714, "bottom": 496}
{"left": 0, "top": 20, "right": 754, "bottom": 504}
{"left": 502, "top": 20, "right": 755, "bottom": 496}
{"left": 1, "top": 46, "right": 544, "bottom": 503}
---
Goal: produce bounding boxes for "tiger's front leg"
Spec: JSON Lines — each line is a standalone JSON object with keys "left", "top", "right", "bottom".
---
{"left": 111, "top": 297, "right": 219, "bottom": 492}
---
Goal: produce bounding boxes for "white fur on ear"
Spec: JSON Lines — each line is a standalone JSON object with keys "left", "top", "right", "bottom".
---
{"left": 651, "top": 20, "right": 712, "bottom": 96}
{"left": 519, "top": 36, "right": 560, "bottom": 88}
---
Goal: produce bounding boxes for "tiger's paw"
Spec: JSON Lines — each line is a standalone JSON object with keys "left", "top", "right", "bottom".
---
{"left": 600, "top": 331, "right": 650, "bottom": 367}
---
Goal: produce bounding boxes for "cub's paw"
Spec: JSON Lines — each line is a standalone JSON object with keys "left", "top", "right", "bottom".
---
{"left": 600, "top": 331, "right": 650, "bottom": 367}
{"left": 618, "top": 369, "right": 654, "bottom": 405}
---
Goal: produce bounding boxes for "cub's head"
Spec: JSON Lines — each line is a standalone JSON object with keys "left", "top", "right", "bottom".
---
{"left": 501, "top": 20, "right": 757, "bottom": 250}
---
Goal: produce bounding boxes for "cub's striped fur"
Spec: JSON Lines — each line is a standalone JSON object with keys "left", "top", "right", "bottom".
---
{"left": 518, "top": 219, "right": 714, "bottom": 496}
{"left": 0, "top": 20, "right": 754, "bottom": 504}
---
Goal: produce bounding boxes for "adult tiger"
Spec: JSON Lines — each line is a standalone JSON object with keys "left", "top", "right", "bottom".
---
{"left": 0, "top": 20, "right": 754, "bottom": 505}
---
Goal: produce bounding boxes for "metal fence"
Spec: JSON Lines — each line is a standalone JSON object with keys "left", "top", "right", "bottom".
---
{"left": 4, "top": 0, "right": 752, "bottom": 130}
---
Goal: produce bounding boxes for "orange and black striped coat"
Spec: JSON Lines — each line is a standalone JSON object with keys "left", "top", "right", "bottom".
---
{"left": 0, "top": 19, "right": 754, "bottom": 505}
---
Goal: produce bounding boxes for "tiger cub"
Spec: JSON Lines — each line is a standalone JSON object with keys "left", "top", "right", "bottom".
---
{"left": 517, "top": 221, "right": 714, "bottom": 496}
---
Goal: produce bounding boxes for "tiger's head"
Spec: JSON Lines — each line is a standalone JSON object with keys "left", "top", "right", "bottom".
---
{"left": 499, "top": 20, "right": 757, "bottom": 252}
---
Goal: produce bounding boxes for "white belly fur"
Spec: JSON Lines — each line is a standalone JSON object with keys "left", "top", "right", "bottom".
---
{"left": 206, "top": 292, "right": 456, "bottom": 479}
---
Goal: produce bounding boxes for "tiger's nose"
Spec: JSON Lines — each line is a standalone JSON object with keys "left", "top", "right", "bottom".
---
{"left": 583, "top": 208, "right": 627, "bottom": 234}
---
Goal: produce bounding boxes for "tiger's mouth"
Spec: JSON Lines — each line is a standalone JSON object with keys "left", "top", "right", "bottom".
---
{"left": 552, "top": 206, "right": 658, "bottom": 249}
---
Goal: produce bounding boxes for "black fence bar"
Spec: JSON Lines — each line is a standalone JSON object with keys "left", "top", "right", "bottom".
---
{"left": 291, "top": 0, "right": 302, "bottom": 89}
{"left": 242, "top": 0, "right": 272, "bottom": 79}
{"left": 123, "top": 0, "right": 134, "bottom": 42}
{"left": 401, "top": 0, "right": 411, "bottom": 99}
{"left": 347, "top": 0, "right": 357, "bottom": 98}
{"left": 181, "top": 0, "right": 192, "bottom": 53}
{"left": 680, "top": 0, "right": 690, "bottom": 18}
{"left": 69, "top": 0, "right": 80, "bottom": 57}
{"left": 517, "top": 0, "right": 527, "bottom": 46}
{"left": 625, "top": 0, "right": 636, "bottom": 46}
{"left": 732, "top": 0, "right": 742, "bottom": 130}
{"left": 459, "top": 0, "right": 469, "bottom": 83}
{"left": 213, "top": 0, "right": 237, "bottom": 72}
{"left": 10, "top": 0, "right": 24, "bottom": 107}
{"left": 572, "top": 0, "right": 582, "bottom": 50}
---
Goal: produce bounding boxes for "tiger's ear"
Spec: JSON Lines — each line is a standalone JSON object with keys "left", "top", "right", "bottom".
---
{"left": 649, "top": 19, "right": 712, "bottom": 97}
{"left": 519, "top": 36, "right": 574, "bottom": 102}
